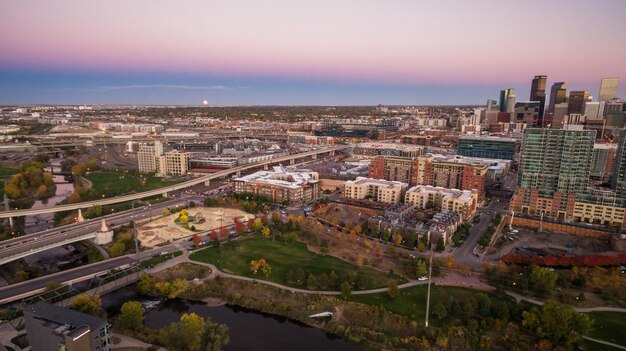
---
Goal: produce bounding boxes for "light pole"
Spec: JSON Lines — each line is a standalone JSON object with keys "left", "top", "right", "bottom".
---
{"left": 539, "top": 210, "right": 544, "bottom": 232}
{"left": 425, "top": 243, "right": 434, "bottom": 327}
{"left": 509, "top": 210, "right": 514, "bottom": 231}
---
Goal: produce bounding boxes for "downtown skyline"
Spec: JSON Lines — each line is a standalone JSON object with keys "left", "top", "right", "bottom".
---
{"left": 1, "top": 0, "right": 626, "bottom": 105}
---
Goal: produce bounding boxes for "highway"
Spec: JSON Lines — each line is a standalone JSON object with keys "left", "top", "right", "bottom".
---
{"left": 0, "top": 196, "right": 204, "bottom": 265}
{"left": 0, "top": 145, "right": 346, "bottom": 219}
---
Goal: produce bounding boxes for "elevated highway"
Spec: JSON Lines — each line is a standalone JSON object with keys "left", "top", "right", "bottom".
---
{"left": 0, "top": 146, "right": 346, "bottom": 219}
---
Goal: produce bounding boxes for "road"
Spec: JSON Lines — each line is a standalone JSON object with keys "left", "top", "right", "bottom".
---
{"left": 453, "top": 198, "right": 510, "bottom": 269}
{"left": 0, "top": 145, "right": 347, "bottom": 219}
{"left": 0, "top": 195, "right": 205, "bottom": 263}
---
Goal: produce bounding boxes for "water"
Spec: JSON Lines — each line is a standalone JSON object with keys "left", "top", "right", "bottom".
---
{"left": 102, "top": 287, "right": 366, "bottom": 351}
{"left": 23, "top": 159, "right": 75, "bottom": 234}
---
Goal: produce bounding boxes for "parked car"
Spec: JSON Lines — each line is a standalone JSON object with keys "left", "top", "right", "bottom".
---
{"left": 418, "top": 276, "right": 428, "bottom": 281}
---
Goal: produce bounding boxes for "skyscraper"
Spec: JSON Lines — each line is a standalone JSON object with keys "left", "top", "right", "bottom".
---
{"left": 512, "top": 126, "right": 596, "bottom": 218}
{"left": 499, "top": 89, "right": 515, "bottom": 113}
{"left": 612, "top": 129, "right": 626, "bottom": 198}
{"left": 568, "top": 91, "right": 590, "bottom": 115}
{"left": 547, "top": 82, "right": 567, "bottom": 115}
{"left": 530, "top": 75, "right": 547, "bottom": 124}
{"left": 599, "top": 78, "right": 619, "bottom": 102}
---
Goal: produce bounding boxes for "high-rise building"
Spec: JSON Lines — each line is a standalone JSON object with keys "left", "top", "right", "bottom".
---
{"left": 512, "top": 126, "right": 596, "bottom": 218}
{"left": 591, "top": 143, "right": 618, "bottom": 181}
{"left": 603, "top": 100, "right": 624, "bottom": 117}
{"left": 486, "top": 99, "right": 498, "bottom": 110}
{"left": 547, "top": 82, "right": 567, "bottom": 116}
{"left": 514, "top": 101, "right": 541, "bottom": 126}
{"left": 137, "top": 141, "right": 163, "bottom": 174}
{"left": 530, "top": 75, "right": 547, "bottom": 124}
{"left": 158, "top": 150, "right": 191, "bottom": 176}
{"left": 583, "top": 101, "right": 601, "bottom": 118}
{"left": 499, "top": 89, "right": 515, "bottom": 113}
{"left": 599, "top": 78, "right": 619, "bottom": 102}
{"left": 611, "top": 130, "right": 626, "bottom": 198}
{"left": 568, "top": 91, "right": 590, "bottom": 115}
{"left": 457, "top": 135, "right": 517, "bottom": 160}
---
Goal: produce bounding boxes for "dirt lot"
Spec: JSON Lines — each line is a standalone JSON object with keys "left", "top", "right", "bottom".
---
{"left": 314, "top": 203, "right": 381, "bottom": 227}
{"left": 489, "top": 226, "right": 614, "bottom": 260}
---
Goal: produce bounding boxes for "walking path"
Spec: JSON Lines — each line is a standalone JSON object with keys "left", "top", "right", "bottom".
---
{"left": 583, "top": 336, "right": 626, "bottom": 350}
{"left": 505, "top": 290, "right": 626, "bottom": 313}
{"left": 111, "top": 332, "right": 166, "bottom": 351}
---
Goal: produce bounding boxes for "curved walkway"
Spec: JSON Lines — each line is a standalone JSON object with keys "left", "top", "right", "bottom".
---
{"left": 505, "top": 290, "right": 626, "bottom": 313}
{"left": 583, "top": 336, "right": 626, "bottom": 350}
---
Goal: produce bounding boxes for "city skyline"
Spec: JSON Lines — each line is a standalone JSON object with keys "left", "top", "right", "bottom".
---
{"left": 1, "top": 0, "right": 626, "bottom": 105}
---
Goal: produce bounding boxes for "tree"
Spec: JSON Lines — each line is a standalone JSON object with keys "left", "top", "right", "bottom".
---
{"left": 432, "top": 302, "right": 447, "bottom": 319}
{"left": 252, "top": 218, "right": 264, "bottom": 233}
{"left": 340, "top": 281, "right": 352, "bottom": 299}
{"left": 70, "top": 294, "right": 103, "bottom": 317}
{"left": 162, "top": 208, "right": 170, "bottom": 216}
{"left": 529, "top": 265, "right": 558, "bottom": 297}
{"left": 387, "top": 280, "right": 399, "bottom": 298}
{"left": 436, "top": 237, "right": 445, "bottom": 252}
{"left": 522, "top": 301, "right": 593, "bottom": 348}
{"left": 261, "top": 226, "right": 271, "bottom": 238}
{"left": 110, "top": 242, "right": 126, "bottom": 257}
{"left": 445, "top": 256, "right": 454, "bottom": 269}
{"left": 249, "top": 258, "right": 268, "bottom": 274}
{"left": 137, "top": 274, "right": 156, "bottom": 294}
{"left": 271, "top": 211, "right": 281, "bottom": 226}
{"left": 416, "top": 259, "right": 428, "bottom": 278}
{"left": 192, "top": 234, "right": 202, "bottom": 246}
{"left": 199, "top": 318, "right": 230, "bottom": 351}
{"left": 180, "top": 214, "right": 189, "bottom": 223}
{"left": 157, "top": 279, "right": 189, "bottom": 298}
{"left": 209, "top": 230, "right": 218, "bottom": 241}
{"left": 477, "top": 293, "right": 491, "bottom": 317}
{"left": 159, "top": 313, "right": 206, "bottom": 351}
{"left": 219, "top": 226, "right": 229, "bottom": 238}
{"left": 4, "top": 183, "right": 20, "bottom": 199}
{"left": 393, "top": 233, "right": 403, "bottom": 245}
{"left": 119, "top": 301, "right": 144, "bottom": 332}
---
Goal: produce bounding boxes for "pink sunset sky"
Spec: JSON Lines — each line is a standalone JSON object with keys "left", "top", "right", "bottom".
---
{"left": 1, "top": 0, "right": 625, "bottom": 104}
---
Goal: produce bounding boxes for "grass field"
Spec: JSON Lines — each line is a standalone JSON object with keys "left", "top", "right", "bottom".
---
{"left": 587, "top": 312, "right": 626, "bottom": 347}
{"left": 190, "top": 238, "right": 403, "bottom": 290}
{"left": 85, "top": 172, "right": 173, "bottom": 197}
{"left": 0, "top": 167, "right": 18, "bottom": 178}
{"left": 348, "top": 285, "right": 497, "bottom": 324}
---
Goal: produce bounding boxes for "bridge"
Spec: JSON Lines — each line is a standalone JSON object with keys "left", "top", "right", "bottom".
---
{"left": 0, "top": 231, "right": 96, "bottom": 266}
{"left": 0, "top": 146, "right": 346, "bottom": 220}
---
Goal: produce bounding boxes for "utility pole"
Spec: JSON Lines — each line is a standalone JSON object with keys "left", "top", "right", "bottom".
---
{"left": 425, "top": 244, "right": 434, "bottom": 327}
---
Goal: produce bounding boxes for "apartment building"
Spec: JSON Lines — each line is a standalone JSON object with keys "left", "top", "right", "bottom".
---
{"left": 343, "top": 177, "right": 408, "bottom": 204}
{"left": 404, "top": 185, "right": 478, "bottom": 221}
{"left": 137, "top": 141, "right": 164, "bottom": 174}
{"left": 233, "top": 166, "right": 320, "bottom": 205}
{"left": 158, "top": 150, "right": 191, "bottom": 176}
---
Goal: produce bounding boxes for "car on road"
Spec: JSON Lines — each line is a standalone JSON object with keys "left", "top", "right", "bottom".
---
{"left": 418, "top": 276, "right": 428, "bottom": 281}
{"left": 160, "top": 251, "right": 169, "bottom": 256}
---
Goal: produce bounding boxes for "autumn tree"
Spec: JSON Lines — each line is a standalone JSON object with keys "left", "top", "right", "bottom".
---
{"left": 393, "top": 233, "right": 403, "bottom": 245}
{"left": 70, "top": 294, "right": 103, "bottom": 317}
{"left": 158, "top": 313, "right": 206, "bottom": 351}
{"left": 119, "top": 301, "right": 144, "bottom": 332}
{"left": 219, "top": 226, "right": 229, "bottom": 238}
{"left": 416, "top": 259, "right": 428, "bottom": 278}
{"left": 209, "top": 230, "right": 218, "bottom": 241}
{"left": 192, "top": 234, "right": 201, "bottom": 246}
{"left": 529, "top": 265, "right": 558, "bottom": 297}
{"left": 137, "top": 274, "right": 156, "bottom": 294}
{"left": 260, "top": 226, "right": 271, "bottom": 238}
{"left": 156, "top": 279, "right": 189, "bottom": 298}
{"left": 271, "top": 211, "right": 282, "bottom": 226}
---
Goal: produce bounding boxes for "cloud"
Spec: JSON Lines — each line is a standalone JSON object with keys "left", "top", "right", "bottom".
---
{"left": 99, "top": 84, "right": 232, "bottom": 91}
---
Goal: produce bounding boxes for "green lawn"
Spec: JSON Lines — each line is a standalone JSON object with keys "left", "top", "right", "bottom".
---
{"left": 0, "top": 167, "right": 18, "bottom": 178}
{"left": 139, "top": 251, "right": 182, "bottom": 269}
{"left": 190, "top": 238, "right": 403, "bottom": 290}
{"left": 587, "top": 312, "right": 626, "bottom": 347}
{"left": 85, "top": 172, "right": 173, "bottom": 197}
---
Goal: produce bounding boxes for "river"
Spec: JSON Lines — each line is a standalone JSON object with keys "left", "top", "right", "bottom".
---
{"left": 23, "top": 159, "right": 75, "bottom": 234}
{"left": 102, "top": 286, "right": 367, "bottom": 351}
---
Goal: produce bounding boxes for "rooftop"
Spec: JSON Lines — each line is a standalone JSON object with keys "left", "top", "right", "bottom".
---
{"left": 234, "top": 166, "right": 319, "bottom": 189}
{"left": 27, "top": 302, "right": 106, "bottom": 334}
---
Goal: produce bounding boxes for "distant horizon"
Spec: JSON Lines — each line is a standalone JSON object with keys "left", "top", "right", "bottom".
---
{"left": 2, "top": 0, "right": 625, "bottom": 105}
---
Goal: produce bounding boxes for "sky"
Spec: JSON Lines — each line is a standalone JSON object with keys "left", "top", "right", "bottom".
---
{"left": 1, "top": 0, "right": 626, "bottom": 105}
